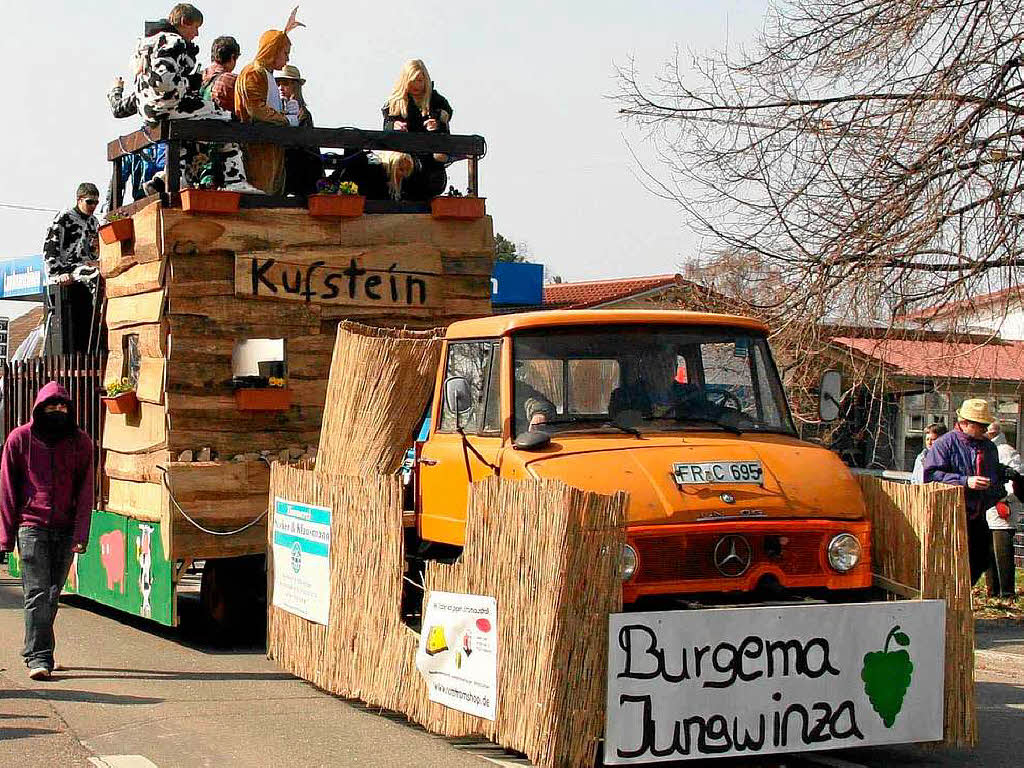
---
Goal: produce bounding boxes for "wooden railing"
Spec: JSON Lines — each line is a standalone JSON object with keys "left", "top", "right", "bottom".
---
{"left": 106, "top": 119, "right": 487, "bottom": 212}
{"left": 1, "top": 354, "right": 106, "bottom": 505}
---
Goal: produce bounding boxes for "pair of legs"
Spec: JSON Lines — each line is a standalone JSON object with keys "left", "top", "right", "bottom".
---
{"left": 987, "top": 529, "right": 1018, "bottom": 597}
{"left": 150, "top": 97, "right": 252, "bottom": 191}
{"left": 18, "top": 526, "right": 75, "bottom": 673}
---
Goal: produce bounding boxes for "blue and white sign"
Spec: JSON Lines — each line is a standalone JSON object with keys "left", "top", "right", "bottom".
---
{"left": 272, "top": 497, "right": 332, "bottom": 625}
{"left": 0, "top": 256, "right": 45, "bottom": 299}
{"left": 491, "top": 262, "right": 544, "bottom": 306}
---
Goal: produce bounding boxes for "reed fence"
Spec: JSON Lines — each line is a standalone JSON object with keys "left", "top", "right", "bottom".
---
{"left": 859, "top": 476, "right": 977, "bottom": 748}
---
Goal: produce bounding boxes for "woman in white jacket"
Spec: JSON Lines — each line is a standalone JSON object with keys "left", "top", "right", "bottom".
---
{"left": 986, "top": 422, "right": 1020, "bottom": 598}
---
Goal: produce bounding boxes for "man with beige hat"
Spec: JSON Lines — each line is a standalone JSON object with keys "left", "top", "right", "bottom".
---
{"left": 924, "top": 398, "right": 1006, "bottom": 583}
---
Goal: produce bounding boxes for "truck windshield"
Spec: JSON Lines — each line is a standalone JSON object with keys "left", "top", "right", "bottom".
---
{"left": 511, "top": 325, "right": 796, "bottom": 437}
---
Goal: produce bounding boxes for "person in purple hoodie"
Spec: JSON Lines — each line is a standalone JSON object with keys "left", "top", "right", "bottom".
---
{"left": 0, "top": 382, "right": 94, "bottom": 680}
{"left": 923, "top": 398, "right": 1005, "bottom": 585}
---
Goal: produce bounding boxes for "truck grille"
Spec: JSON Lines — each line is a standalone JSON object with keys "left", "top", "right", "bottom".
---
{"left": 633, "top": 530, "right": 826, "bottom": 584}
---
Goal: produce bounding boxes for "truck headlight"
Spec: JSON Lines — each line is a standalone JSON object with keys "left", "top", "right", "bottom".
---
{"left": 827, "top": 533, "right": 862, "bottom": 573}
{"left": 621, "top": 544, "right": 638, "bottom": 582}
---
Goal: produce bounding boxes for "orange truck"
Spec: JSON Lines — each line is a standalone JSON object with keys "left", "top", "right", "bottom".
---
{"left": 409, "top": 309, "right": 871, "bottom": 604}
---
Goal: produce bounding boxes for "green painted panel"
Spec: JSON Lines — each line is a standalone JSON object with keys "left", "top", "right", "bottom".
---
{"left": 5, "top": 510, "right": 176, "bottom": 626}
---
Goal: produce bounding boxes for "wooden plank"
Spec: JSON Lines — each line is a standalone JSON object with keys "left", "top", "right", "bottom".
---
{"left": 444, "top": 297, "right": 492, "bottom": 317}
{"left": 163, "top": 460, "right": 271, "bottom": 498}
{"left": 873, "top": 573, "right": 922, "bottom": 599}
{"left": 107, "top": 123, "right": 167, "bottom": 160}
{"left": 162, "top": 209, "right": 494, "bottom": 254}
{"left": 168, "top": 429, "right": 322, "bottom": 456}
{"left": 108, "top": 322, "right": 168, "bottom": 358}
{"left": 105, "top": 259, "right": 167, "bottom": 298}
{"left": 105, "top": 449, "right": 173, "bottom": 483}
{"left": 136, "top": 357, "right": 166, "bottom": 404}
{"left": 442, "top": 275, "right": 491, "bottom": 298}
{"left": 168, "top": 295, "right": 321, "bottom": 327}
{"left": 442, "top": 254, "right": 494, "bottom": 276}
{"left": 106, "top": 477, "right": 166, "bottom": 522}
{"left": 107, "top": 288, "right": 166, "bottom": 330}
{"left": 167, "top": 406, "right": 325, "bottom": 433}
{"left": 235, "top": 254, "right": 444, "bottom": 309}
{"left": 168, "top": 313, "right": 321, "bottom": 340}
{"left": 102, "top": 401, "right": 167, "bottom": 454}
{"left": 99, "top": 238, "right": 135, "bottom": 279}
{"left": 166, "top": 119, "right": 486, "bottom": 156}
{"left": 170, "top": 521, "right": 267, "bottom": 561}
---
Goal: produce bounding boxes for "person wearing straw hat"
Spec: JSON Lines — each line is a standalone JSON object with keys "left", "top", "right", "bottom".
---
{"left": 924, "top": 398, "right": 1006, "bottom": 584}
{"left": 277, "top": 64, "right": 324, "bottom": 197}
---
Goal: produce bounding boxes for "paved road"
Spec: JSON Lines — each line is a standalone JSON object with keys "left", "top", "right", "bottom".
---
{"left": 0, "top": 575, "right": 500, "bottom": 768}
{"left": 2, "top": 573, "right": 1022, "bottom": 767}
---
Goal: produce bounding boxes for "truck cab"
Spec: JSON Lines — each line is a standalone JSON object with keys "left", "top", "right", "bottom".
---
{"left": 414, "top": 310, "right": 871, "bottom": 604}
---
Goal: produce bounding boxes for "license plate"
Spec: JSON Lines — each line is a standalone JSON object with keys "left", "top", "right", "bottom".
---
{"left": 673, "top": 460, "right": 763, "bottom": 485}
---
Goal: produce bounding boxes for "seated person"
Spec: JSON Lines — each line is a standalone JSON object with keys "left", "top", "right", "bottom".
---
{"left": 382, "top": 59, "right": 453, "bottom": 200}
{"left": 513, "top": 377, "right": 557, "bottom": 432}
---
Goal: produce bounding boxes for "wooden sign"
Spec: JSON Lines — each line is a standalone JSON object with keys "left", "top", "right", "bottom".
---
{"left": 235, "top": 253, "right": 443, "bottom": 309}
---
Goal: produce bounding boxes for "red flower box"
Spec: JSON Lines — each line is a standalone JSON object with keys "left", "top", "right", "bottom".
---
{"left": 431, "top": 196, "right": 486, "bottom": 220}
{"left": 100, "top": 218, "right": 134, "bottom": 245}
{"left": 102, "top": 391, "right": 139, "bottom": 415}
{"left": 181, "top": 189, "right": 242, "bottom": 214}
{"left": 308, "top": 194, "right": 366, "bottom": 218}
{"left": 235, "top": 388, "right": 292, "bottom": 411}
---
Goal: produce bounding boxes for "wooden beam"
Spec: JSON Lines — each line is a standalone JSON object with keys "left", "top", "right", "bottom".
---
{"left": 105, "top": 259, "right": 167, "bottom": 298}
{"left": 105, "top": 450, "right": 173, "bottom": 483}
{"left": 102, "top": 401, "right": 168, "bottom": 454}
{"left": 106, "top": 124, "right": 167, "bottom": 161}
{"left": 873, "top": 573, "right": 922, "bottom": 600}
{"left": 108, "top": 322, "right": 168, "bottom": 358}
{"left": 106, "top": 288, "right": 166, "bottom": 329}
{"left": 168, "top": 294, "right": 321, "bottom": 328}
{"left": 166, "top": 120, "right": 486, "bottom": 156}
{"left": 106, "top": 477, "right": 166, "bottom": 523}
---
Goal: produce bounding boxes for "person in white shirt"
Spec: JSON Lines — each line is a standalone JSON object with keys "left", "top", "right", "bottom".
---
{"left": 985, "top": 421, "right": 1020, "bottom": 598}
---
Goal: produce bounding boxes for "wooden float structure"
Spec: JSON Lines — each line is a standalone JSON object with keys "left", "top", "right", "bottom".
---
{"left": 71, "top": 123, "right": 493, "bottom": 626}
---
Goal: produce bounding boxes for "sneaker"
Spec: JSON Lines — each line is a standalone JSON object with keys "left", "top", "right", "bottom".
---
{"left": 223, "top": 181, "right": 267, "bottom": 195}
{"left": 28, "top": 666, "right": 51, "bottom": 680}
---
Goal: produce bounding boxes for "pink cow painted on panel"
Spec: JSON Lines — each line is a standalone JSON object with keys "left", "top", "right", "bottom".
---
{"left": 99, "top": 530, "right": 126, "bottom": 593}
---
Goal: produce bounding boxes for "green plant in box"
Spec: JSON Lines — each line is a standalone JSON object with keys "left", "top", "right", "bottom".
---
{"left": 105, "top": 377, "right": 135, "bottom": 397}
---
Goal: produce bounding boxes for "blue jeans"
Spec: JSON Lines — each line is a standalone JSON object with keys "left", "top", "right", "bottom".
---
{"left": 18, "top": 526, "right": 75, "bottom": 671}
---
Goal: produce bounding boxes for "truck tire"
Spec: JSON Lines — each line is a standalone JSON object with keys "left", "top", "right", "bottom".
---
{"left": 199, "top": 555, "right": 267, "bottom": 644}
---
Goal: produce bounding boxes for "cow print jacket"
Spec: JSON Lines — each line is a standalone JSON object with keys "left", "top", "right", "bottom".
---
{"left": 132, "top": 24, "right": 207, "bottom": 124}
{"left": 42, "top": 209, "right": 99, "bottom": 279}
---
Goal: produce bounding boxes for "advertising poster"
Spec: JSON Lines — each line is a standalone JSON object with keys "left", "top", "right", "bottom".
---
{"left": 415, "top": 591, "right": 498, "bottom": 720}
{"left": 605, "top": 600, "right": 946, "bottom": 763}
{"left": 272, "top": 497, "right": 332, "bottom": 625}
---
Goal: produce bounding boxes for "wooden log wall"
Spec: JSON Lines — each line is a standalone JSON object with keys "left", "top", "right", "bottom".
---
{"left": 98, "top": 201, "right": 494, "bottom": 560}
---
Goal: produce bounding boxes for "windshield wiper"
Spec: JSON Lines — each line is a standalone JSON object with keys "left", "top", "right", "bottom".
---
{"left": 668, "top": 415, "right": 743, "bottom": 436}
{"left": 604, "top": 421, "right": 643, "bottom": 438}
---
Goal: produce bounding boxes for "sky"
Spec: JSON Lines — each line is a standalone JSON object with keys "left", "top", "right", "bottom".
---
{"left": 0, "top": 0, "right": 767, "bottom": 289}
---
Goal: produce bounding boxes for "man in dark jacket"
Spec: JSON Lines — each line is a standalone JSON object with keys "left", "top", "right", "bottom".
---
{"left": 923, "top": 398, "right": 1004, "bottom": 584}
{"left": 0, "top": 382, "right": 95, "bottom": 680}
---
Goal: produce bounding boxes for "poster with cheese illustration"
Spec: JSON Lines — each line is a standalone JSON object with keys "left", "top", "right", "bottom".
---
{"left": 415, "top": 591, "right": 498, "bottom": 720}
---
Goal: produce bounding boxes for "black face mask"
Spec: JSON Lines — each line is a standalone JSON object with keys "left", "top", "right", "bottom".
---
{"left": 36, "top": 410, "right": 72, "bottom": 440}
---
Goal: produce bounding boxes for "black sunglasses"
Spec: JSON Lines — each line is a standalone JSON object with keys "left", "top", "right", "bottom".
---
{"left": 82, "top": 198, "right": 99, "bottom": 205}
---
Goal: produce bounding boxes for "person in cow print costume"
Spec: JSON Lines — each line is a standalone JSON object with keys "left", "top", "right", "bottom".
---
{"left": 133, "top": 4, "right": 261, "bottom": 193}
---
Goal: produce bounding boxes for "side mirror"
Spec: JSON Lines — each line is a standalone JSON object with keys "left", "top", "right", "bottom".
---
{"left": 819, "top": 370, "right": 842, "bottom": 422}
{"left": 444, "top": 376, "right": 473, "bottom": 415}
{"left": 513, "top": 430, "right": 551, "bottom": 451}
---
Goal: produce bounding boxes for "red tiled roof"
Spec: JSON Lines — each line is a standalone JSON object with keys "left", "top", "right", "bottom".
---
{"left": 543, "top": 274, "right": 685, "bottom": 309}
{"left": 897, "top": 285, "right": 1024, "bottom": 322}
{"left": 831, "top": 336, "right": 1024, "bottom": 381}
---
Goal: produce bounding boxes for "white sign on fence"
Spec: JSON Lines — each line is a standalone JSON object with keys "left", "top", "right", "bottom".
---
{"left": 415, "top": 591, "right": 498, "bottom": 720}
{"left": 271, "top": 497, "right": 332, "bottom": 625}
{"left": 605, "top": 600, "right": 945, "bottom": 764}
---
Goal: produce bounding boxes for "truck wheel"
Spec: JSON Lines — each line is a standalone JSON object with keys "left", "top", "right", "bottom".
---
{"left": 199, "top": 556, "right": 266, "bottom": 644}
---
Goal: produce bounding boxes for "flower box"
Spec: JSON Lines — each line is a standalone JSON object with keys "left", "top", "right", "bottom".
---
{"left": 307, "top": 194, "right": 366, "bottom": 218}
{"left": 180, "top": 189, "right": 242, "bottom": 214}
{"left": 99, "top": 218, "right": 134, "bottom": 246}
{"left": 431, "top": 196, "right": 486, "bottom": 220}
{"left": 102, "top": 391, "right": 139, "bottom": 415}
{"left": 235, "top": 388, "right": 292, "bottom": 411}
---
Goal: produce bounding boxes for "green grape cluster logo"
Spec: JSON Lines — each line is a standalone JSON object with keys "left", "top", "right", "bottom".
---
{"left": 860, "top": 625, "right": 914, "bottom": 728}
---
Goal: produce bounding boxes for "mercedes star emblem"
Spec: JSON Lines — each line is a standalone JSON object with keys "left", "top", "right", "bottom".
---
{"left": 713, "top": 535, "right": 753, "bottom": 577}
{"left": 720, "top": 493, "right": 736, "bottom": 504}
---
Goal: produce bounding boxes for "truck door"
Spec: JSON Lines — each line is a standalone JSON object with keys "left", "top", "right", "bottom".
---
{"left": 418, "top": 339, "right": 503, "bottom": 546}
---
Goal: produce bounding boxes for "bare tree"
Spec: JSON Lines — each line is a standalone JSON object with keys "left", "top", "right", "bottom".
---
{"left": 617, "top": 0, "right": 1024, "bottom": 323}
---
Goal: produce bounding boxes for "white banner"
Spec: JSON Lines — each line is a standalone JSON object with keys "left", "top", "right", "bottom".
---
{"left": 605, "top": 601, "right": 945, "bottom": 763}
{"left": 415, "top": 591, "right": 498, "bottom": 720}
{"left": 271, "top": 497, "right": 332, "bottom": 625}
